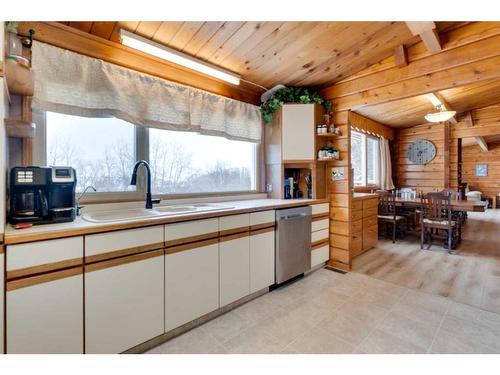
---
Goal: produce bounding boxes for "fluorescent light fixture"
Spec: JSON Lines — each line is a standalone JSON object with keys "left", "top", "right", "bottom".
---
{"left": 120, "top": 29, "right": 240, "bottom": 85}
{"left": 425, "top": 111, "right": 457, "bottom": 123}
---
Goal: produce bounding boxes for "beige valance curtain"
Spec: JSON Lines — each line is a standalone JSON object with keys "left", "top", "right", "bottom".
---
{"left": 379, "top": 137, "right": 395, "bottom": 190}
{"left": 31, "top": 41, "right": 262, "bottom": 143}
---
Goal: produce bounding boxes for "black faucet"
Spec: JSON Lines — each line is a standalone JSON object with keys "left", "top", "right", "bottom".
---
{"left": 130, "top": 160, "right": 160, "bottom": 209}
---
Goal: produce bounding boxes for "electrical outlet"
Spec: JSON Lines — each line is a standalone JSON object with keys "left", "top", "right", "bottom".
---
{"left": 266, "top": 184, "right": 273, "bottom": 193}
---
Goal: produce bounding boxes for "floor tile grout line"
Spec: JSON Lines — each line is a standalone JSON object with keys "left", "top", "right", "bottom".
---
{"left": 426, "top": 299, "right": 452, "bottom": 353}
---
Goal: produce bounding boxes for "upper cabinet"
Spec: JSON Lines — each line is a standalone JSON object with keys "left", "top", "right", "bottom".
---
{"left": 281, "top": 104, "right": 317, "bottom": 162}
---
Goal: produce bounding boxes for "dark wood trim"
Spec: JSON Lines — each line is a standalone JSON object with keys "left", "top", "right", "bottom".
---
{"left": 165, "top": 238, "right": 219, "bottom": 255}
{"left": 249, "top": 226, "right": 275, "bottom": 236}
{"left": 219, "top": 226, "right": 250, "bottom": 237}
{"left": 165, "top": 232, "right": 219, "bottom": 248}
{"left": 6, "top": 267, "right": 83, "bottom": 291}
{"left": 85, "top": 242, "right": 164, "bottom": 264}
{"left": 312, "top": 238, "right": 329, "bottom": 248}
{"left": 7, "top": 257, "right": 83, "bottom": 280}
{"left": 219, "top": 231, "right": 250, "bottom": 243}
{"left": 249, "top": 222, "right": 275, "bottom": 231}
{"left": 312, "top": 239, "right": 329, "bottom": 250}
{"left": 312, "top": 213, "right": 330, "bottom": 222}
{"left": 85, "top": 249, "right": 164, "bottom": 273}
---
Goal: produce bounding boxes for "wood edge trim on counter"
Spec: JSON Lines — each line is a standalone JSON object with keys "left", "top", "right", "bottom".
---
{"left": 165, "top": 238, "right": 219, "bottom": 255}
{"left": 312, "top": 213, "right": 330, "bottom": 221}
{"left": 312, "top": 239, "right": 330, "bottom": 248}
{"left": 6, "top": 257, "right": 83, "bottom": 280}
{"left": 6, "top": 266, "right": 83, "bottom": 291}
{"left": 249, "top": 222, "right": 275, "bottom": 231}
{"left": 85, "top": 242, "right": 164, "bottom": 264}
{"left": 4, "top": 200, "right": 329, "bottom": 245}
{"left": 165, "top": 231, "right": 219, "bottom": 247}
{"left": 312, "top": 239, "right": 330, "bottom": 250}
{"left": 0, "top": 244, "right": 4, "bottom": 254}
{"left": 219, "top": 231, "right": 250, "bottom": 243}
{"left": 219, "top": 226, "right": 250, "bottom": 238}
{"left": 249, "top": 226, "right": 275, "bottom": 236}
{"left": 85, "top": 249, "right": 164, "bottom": 273}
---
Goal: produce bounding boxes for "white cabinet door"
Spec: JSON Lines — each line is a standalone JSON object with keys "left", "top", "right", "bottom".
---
{"left": 85, "top": 251, "right": 164, "bottom": 354}
{"left": 281, "top": 104, "right": 315, "bottom": 161}
{"left": 250, "top": 229, "right": 275, "bottom": 293}
{"left": 165, "top": 240, "right": 219, "bottom": 332}
{"left": 219, "top": 235, "right": 250, "bottom": 307}
{"left": 6, "top": 269, "right": 84, "bottom": 353}
{"left": 0, "top": 249, "right": 4, "bottom": 354}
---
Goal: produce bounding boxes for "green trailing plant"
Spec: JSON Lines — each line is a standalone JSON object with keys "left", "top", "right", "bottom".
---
{"left": 6, "top": 22, "right": 19, "bottom": 33}
{"left": 261, "top": 87, "right": 333, "bottom": 124}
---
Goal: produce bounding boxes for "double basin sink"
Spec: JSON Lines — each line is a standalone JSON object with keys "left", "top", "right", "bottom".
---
{"left": 82, "top": 203, "right": 233, "bottom": 223}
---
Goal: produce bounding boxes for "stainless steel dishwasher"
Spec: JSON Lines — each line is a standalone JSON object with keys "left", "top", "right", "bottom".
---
{"left": 275, "top": 206, "right": 312, "bottom": 284}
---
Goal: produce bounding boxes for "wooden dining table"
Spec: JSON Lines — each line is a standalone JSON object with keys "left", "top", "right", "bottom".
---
{"left": 394, "top": 197, "right": 488, "bottom": 212}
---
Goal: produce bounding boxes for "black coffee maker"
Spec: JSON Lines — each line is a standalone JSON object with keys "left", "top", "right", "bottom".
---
{"left": 9, "top": 166, "right": 77, "bottom": 225}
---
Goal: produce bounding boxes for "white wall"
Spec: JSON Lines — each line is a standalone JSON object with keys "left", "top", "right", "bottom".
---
{"left": 1, "top": 22, "right": 7, "bottom": 238}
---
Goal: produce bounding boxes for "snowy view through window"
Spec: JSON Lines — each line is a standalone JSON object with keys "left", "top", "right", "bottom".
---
{"left": 46, "top": 112, "right": 257, "bottom": 194}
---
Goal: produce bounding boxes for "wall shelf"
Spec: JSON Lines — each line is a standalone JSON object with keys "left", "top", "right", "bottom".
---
{"left": 5, "top": 118, "right": 36, "bottom": 138}
{"left": 316, "top": 133, "right": 340, "bottom": 138}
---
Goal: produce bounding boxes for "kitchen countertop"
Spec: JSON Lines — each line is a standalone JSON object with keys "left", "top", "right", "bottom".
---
{"left": 352, "top": 193, "right": 379, "bottom": 200}
{"left": 3, "top": 198, "right": 329, "bottom": 245}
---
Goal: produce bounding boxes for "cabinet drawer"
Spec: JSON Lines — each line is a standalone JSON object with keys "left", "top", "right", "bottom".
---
{"left": 7, "top": 237, "right": 83, "bottom": 279}
{"left": 351, "top": 235, "right": 363, "bottom": 257}
{"left": 165, "top": 218, "right": 218, "bottom": 246}
{"left": 312, "top": 218, "right": 329, "bottom": 232}
{"left": 363, "top": 225, "right": 378, "bottom": 251}
{"left": 311, "top": 228, "right": 329, "bottom": 244}
{"left": 351, "top": 219, "right": 362, "bottom": 233}
{"left": 363, "top": 215, "right": 378, "bottom": 228}
{"left": 362, "top": 198, "right": 379, "bottom": 209}
{"left": 250, "top": 210, "right": 275, "bottom": 228}
{"left": 352, "top": 200, "right": 362, "bottom": 211}
{"left": 86, "top": 226, "right": 163, "bottom": 262}
{"left": 311, "top": 203, "right": 329, "bottom": 215}
{"left": 311, "top": 244, "right": 329, "bottom": 268}
{"left": 219, "top": 213, "right": 250, "bottom": 235}
{"left": 363, "top": 206, "right": 378, "bottom": 217}
{"left": 351, "top": 209, "right": 363, "bottom": 221}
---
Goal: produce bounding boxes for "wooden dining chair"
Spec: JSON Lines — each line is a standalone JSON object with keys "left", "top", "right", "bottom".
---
{"left": 376, "top": 190, "right": 407, "bottom": 243}
{"left": 440, "top": 189, "right": 465, "bottom": 242}
{"left": 420, "top": 192, "right": 459, "bottom": 253}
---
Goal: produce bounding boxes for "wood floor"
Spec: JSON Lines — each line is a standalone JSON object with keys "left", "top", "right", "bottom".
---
{"left": 353, "top": 208, "right": 500, "bottom": 315}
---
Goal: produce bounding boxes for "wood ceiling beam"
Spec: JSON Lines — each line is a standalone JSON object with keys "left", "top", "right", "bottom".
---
{"left": 426, "top": 92, "right": 458, "bottom": 124}
{"left": 475, "top": 136, "right": 489, "bottom": 152}
{"left": 17, "top": 22, "right": 262, "bottom": 105}
{"left": 406, "top": 22, "right": 442, "bottom": 53}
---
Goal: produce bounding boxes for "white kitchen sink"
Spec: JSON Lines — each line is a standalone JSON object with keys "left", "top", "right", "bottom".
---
{"left": 82, "top": 203, "right": 233, "bottom": 223}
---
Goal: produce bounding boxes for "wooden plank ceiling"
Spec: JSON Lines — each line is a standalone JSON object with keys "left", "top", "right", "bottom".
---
{"left": 58, "top": 21, "right": 462, "bottom": 90}
{"left": 355, "top": 78, "right": 500, "bottom": 128}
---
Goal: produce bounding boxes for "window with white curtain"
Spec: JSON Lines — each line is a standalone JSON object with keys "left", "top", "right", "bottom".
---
{"left": 351, "top": 130, "right": 380, "bottom": 187}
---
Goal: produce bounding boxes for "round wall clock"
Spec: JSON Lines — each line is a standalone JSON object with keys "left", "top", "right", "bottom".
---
{"left": 407, "top": 139, "right": 437, "bottom": 164}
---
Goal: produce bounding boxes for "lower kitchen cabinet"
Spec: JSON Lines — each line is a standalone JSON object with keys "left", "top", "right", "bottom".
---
{"left": 165, "top": 240, "right": 219, "bottom": 332}
{"left": 6, "top": 268, "right": 84, "bottom": 354}
{"left": 219, "top": 234, "right": 250, "bottom": 307}
{"left": 85, "top": 250, "right": 164, "bottom": 354}
{"left": 249, "top": 229, "right": 275, "bottom": 293}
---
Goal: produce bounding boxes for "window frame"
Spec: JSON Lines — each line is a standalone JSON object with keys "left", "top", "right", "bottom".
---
{"left": 351, "top": 130, "right": 380, "bottom": 188}
{"left": 33, "top": 110, "right": 263, "bottom": 203}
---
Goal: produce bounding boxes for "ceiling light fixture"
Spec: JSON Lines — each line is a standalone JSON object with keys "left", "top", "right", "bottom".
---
{"left": 120, "top": 29, "right": 241, "bottom": 86}
{"left": 424, "top": 110, "right": 457, "bottom": 123}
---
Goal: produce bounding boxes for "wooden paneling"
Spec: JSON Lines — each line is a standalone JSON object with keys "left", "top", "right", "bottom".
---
{"left": 57, "top": 21, "right": 432, "bottom": 89}
{"left": 461, "top": 142, "right": 500, "bottom": 200}
{"left": 394, "top": 123, "right": 445, "bottom": 192}
{"left": 348, "top": 111, "right": 394, "bottom": 140}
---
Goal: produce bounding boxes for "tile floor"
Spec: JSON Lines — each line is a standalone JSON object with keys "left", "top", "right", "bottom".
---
{"left": 146, "top": 268, "right": 500, "bottom": 354}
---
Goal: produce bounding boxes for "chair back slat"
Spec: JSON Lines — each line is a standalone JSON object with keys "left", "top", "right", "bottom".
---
{"left": 421, "top": 192, "right": 452, "bottom": 222}
{"left": 376, "top": 190, "right": 396, "bottom": 218}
